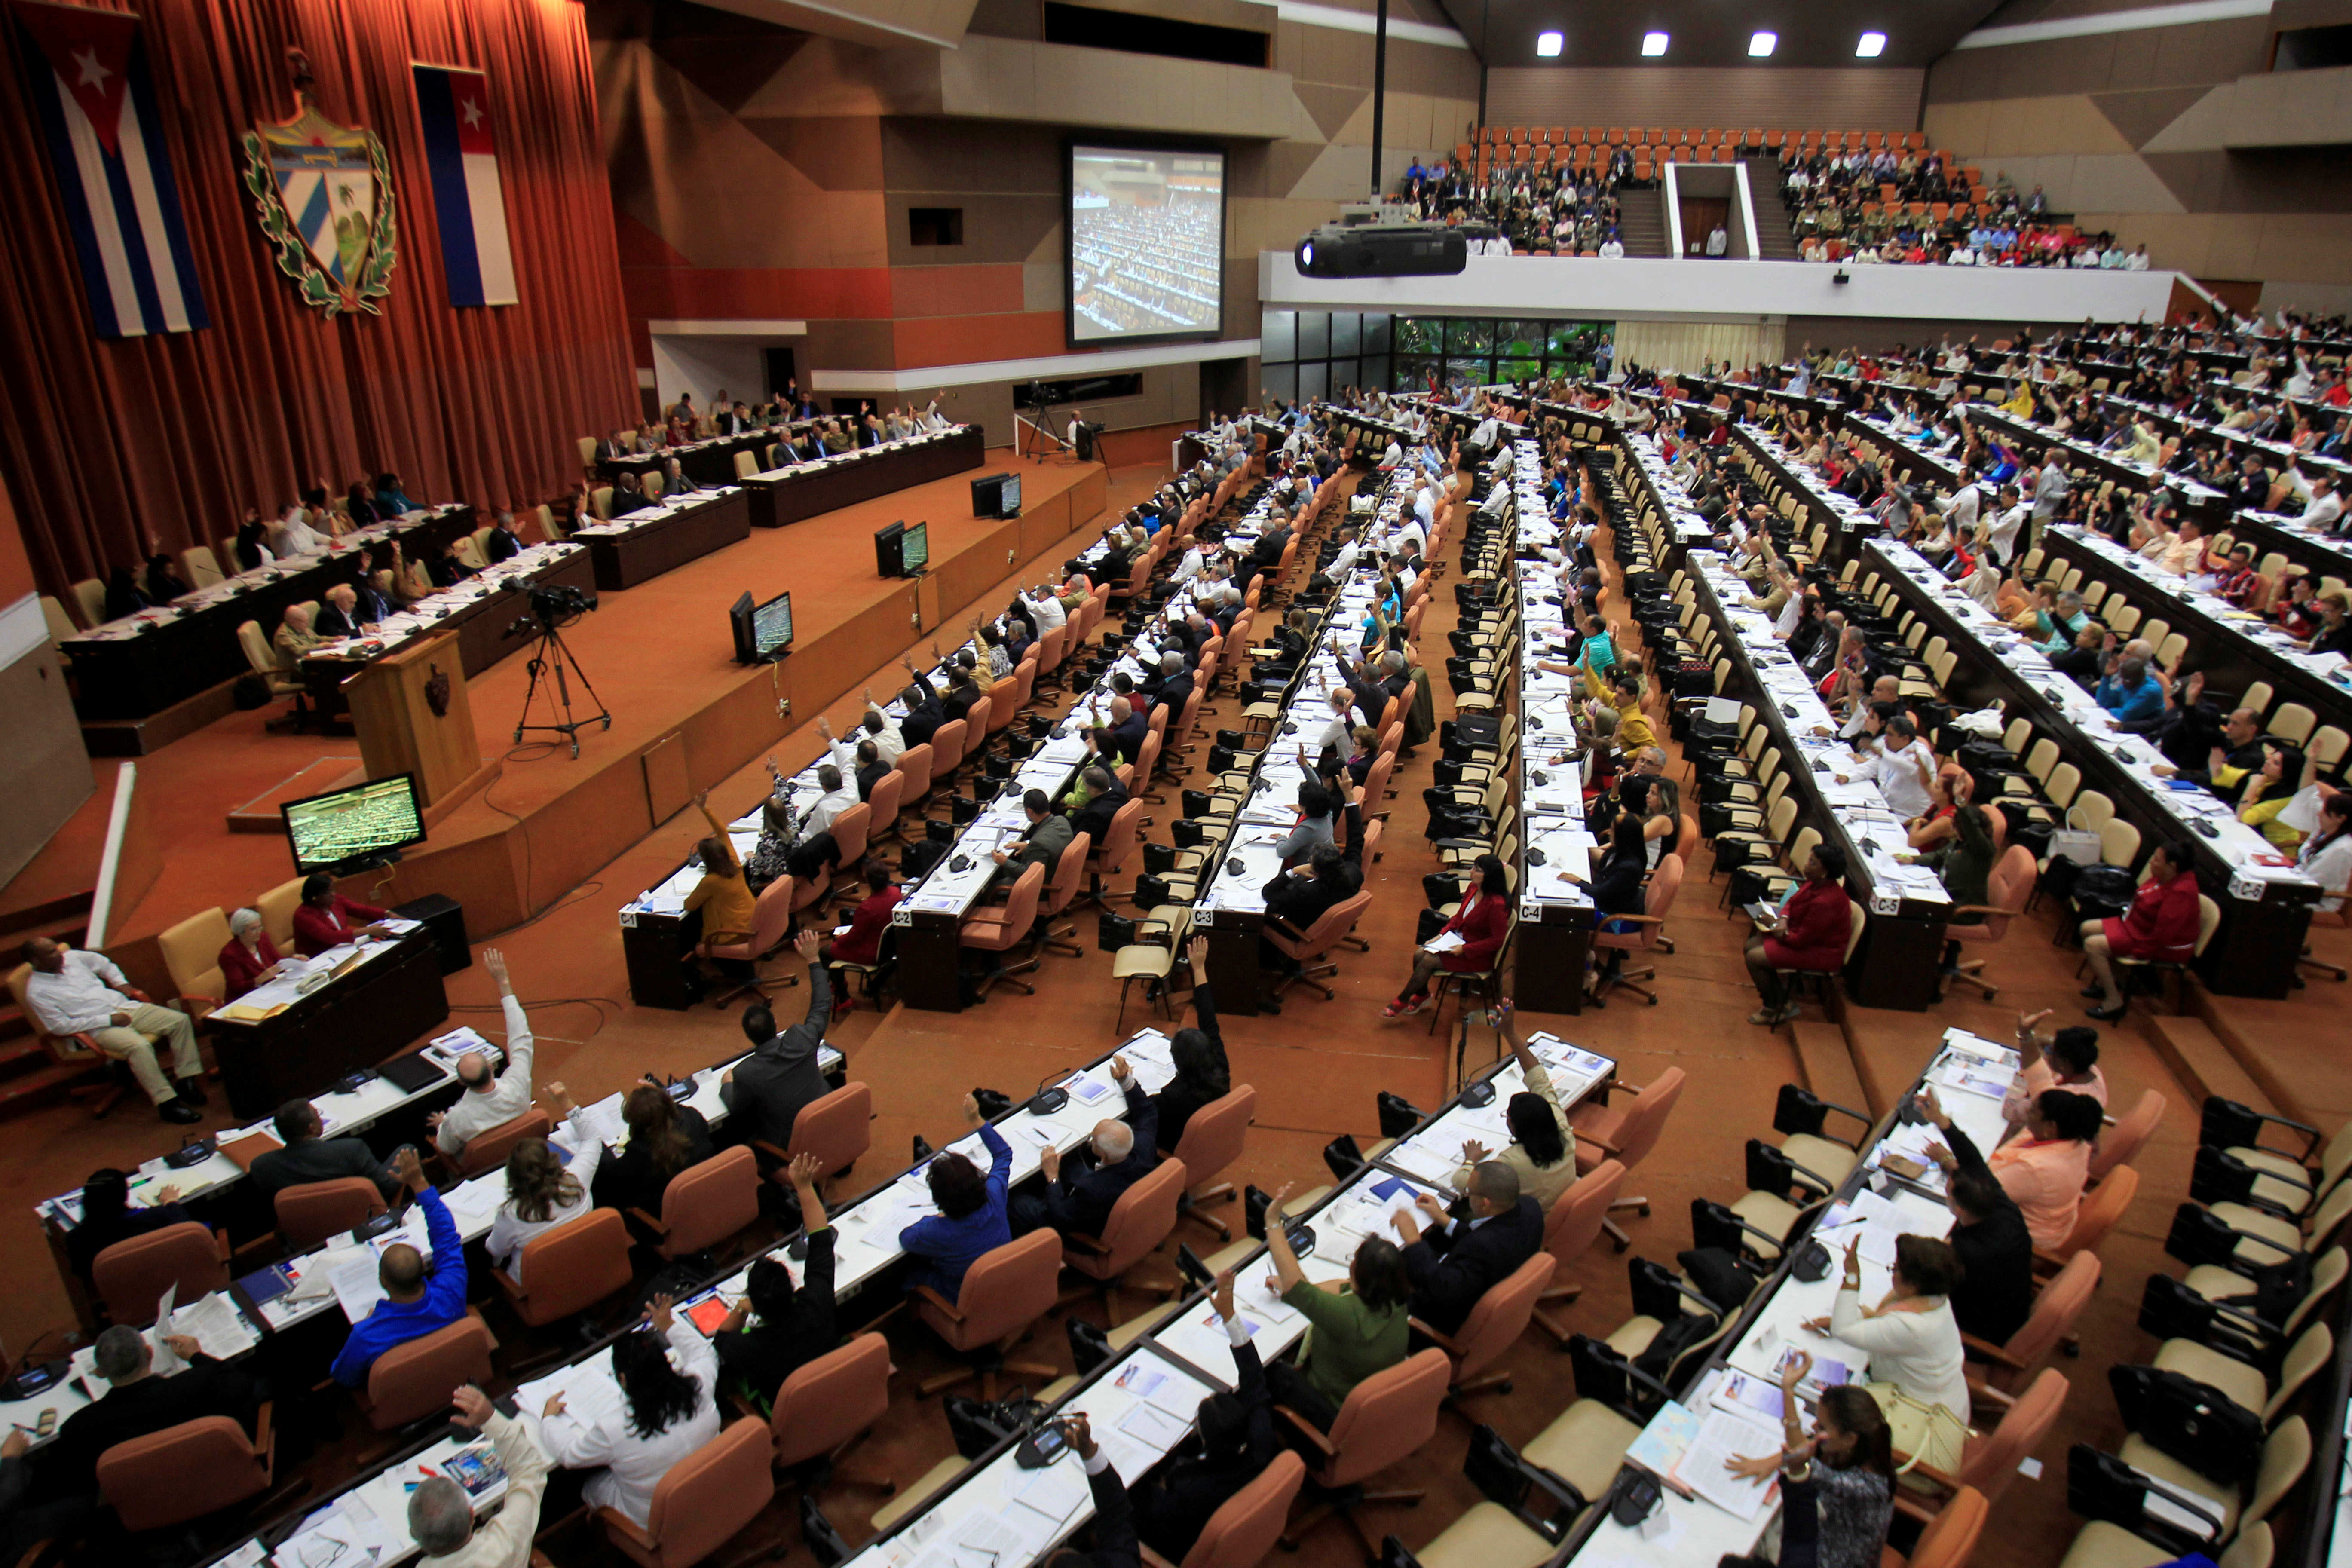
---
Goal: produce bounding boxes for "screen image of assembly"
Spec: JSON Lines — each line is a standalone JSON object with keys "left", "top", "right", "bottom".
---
{"left": 729, "top": 589, "right": 793, "bottom": 663}
{"left": 903, "top": 521, "right": 929, "bottom": 571}
{"left": 283, "top": 773, "right": 426, "bottom": 874}
{"left": 1068, "top": 144, "right": 1224, "bottom": 345}
{"left": 971, "top": 472, "right": 1021, "bottom": 519}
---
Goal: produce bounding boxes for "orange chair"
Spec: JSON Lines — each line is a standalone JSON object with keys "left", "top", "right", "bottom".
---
{"left": 359, "top": 1311, "right": 498, "bottom": 1432}
{"left": 1062, "top": 1156, "right": 1186, "bottom": 1323}
{"left": 1886, "top": 1483, "right": 1987, "bottom": 1567}
{"left": 97, "top": 1409, "right": 279, "bottom": 1531}
{"left": 778, "top": 1080, "right": 873, "bottom": 1185}
{"left": 1263, "top": 889, "right": 1373, "bottom": 1003}
{"left": 1413, "top": 1252, "right": 1557, "bottom": 1401}
{"left": 769, "top": 1332, "right": 897, "bottom": 1496}
{"left": 1171, "top": 1086, "right": 1256, "bottom": 1242}
{"left": 1898, "top": 1370, "right": 2067, "bottom": 1519}
{"left": 925, "top": 720, "right": 968, "bottom": 799}
{"left": 454, "top": 1107, "right": 555, "bottom": 1180}
{"left": 1078, "top": 798, "right": 1148, "bottom": 912}
{"left": 92, "top": 1221, "right": 230, "bottom": 1327}
{"left": 695, "top": 872, "right": 802, "bottom": 1011}
{"left": 2043, "top": 1164, "right": 2136, "bottom": 1269}
{"left": 983, "top": 676, "right": 1020, "bottom": 752}
{"left": 958, "top": 698, "right": 995, "bottom": 778}
{"left": 1532, "top": 1159, "right": 1627, "bottom": 1341}
{"left": 494, "top": 1207, "right": 634, "bottom": 1328}
{"left": 959, "top": 861, "right": 1046, "bottom": 997}
{"left": 1032, "top": 625, "right": 1070, "bottom": 699}
{"left": 632, "top": 1144, "right": 761, "bottom": 1262}
{"left": 1568, "top": 1068, "right": 1685, "bottom": 1249}
{"left": 601, "top": 1415, "right": 775, "bottom": 1568}
{"left": 824, "top": 802, "right": 873, "bottom": 900}
{"left": 1942, "top": 844, "right": 2034, "bottom": 1001}
{"left": 1153, "top": 1450, "right": 1305, "bottom": 1568}
{"left": 1592, "top": 853, "right": 1681, "bottom": 1004}
{"left": 1038, "top": 832, "right": 1094, "bottom": 959}
{"left": 1278, "top": 1349, "right": 1453, "bottom": 1554}
{"left": 2090, "top": 1090, "right": 2166, "bottom": 1184}
{"left": 863, "top": 768, "right": 907, "bottom": 849}
{"left": 1967, "top": 1251, "right": 2098, "bottom": 1402}
{"left": 892, "top": 743, "right": 937, "bottom": 825}
{"left": 274, "top": 1176, "right": 387, "bottom": 1252}
{"left": 915, "top": 1230, "right": 1064, "bottom": 1397}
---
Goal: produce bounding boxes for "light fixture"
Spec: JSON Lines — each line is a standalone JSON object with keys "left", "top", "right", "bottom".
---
{"left": 1856, "top": 30, "right": 1887, "bottom": 56}
{"left": 1536, "top": 29, "right": 1563, "bottom": 56}
{"left": 1641, "top": 30, "right": 1668, "bottom": 55}
{"left": 1748, "top": 30, "right": 1777, "bottom": 56}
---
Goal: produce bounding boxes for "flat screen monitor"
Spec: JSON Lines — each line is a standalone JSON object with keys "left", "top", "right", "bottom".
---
{"left": 1000, "top": 473, "right": 1022, "bottom": 516}
{"left": 902, "top": 521, "right": 930, "bottom": 572}
{"left": 282, "top": 773, "right": 426, "bottom": 876}
{"left": 750, "top": 590, "right": 793, "bottom": 658}
{"left": 874, "top": 520, "right": 906, "bottom": 578}
{"left": 1066, "top": 142, "right": 1225, "bottom": 348}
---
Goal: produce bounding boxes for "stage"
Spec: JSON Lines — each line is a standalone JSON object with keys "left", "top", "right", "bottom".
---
{"left": 4, "top": 450, "right": 1112, "bottom": 996}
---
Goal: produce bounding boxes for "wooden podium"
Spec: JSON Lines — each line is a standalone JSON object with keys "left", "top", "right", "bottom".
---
{"left": 343, "top": 634, "right": 494, "bottom": 812}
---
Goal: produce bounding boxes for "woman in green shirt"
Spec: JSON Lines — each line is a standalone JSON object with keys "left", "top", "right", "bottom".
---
{"left": 1257, "top": 1182, "right": 1412, "bottom": 1430}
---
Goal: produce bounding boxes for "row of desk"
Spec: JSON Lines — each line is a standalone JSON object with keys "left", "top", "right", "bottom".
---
{"left": 741, "top": 426, "right": 986, "bottom": 531}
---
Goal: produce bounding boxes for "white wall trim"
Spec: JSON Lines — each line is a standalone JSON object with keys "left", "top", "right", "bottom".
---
{"left": 87, "top": 762, "right": 136, "bottom": 951}
{"left": 0, "top": 594, "right": 46, "bottom": 669}
{"left": 1956, "top": 0, "right": 2270, "bottom": 50}
{"left": 646, "top": 319, "right": 809, "bottom": 336}
{"left": 1661, "top": 162, "right": 1684, "bottom": 260}
{"left": 811, "top": 337, "right": 1262, "bottom": 392}
{"left": 1732, "top": 161, "right": 1759, "bottom": 262}
{"left": 1272, "top": 1, "right": 1469, "bottom": 49}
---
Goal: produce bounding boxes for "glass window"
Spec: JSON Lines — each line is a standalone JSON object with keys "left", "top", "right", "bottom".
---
{"left": 1547, "top": 322, "right": 1596, "bottom": 359}
{"left": 1332, "top": 312, "right": 1361, "bottom": 357}
{"left": 1498, "top": 321, "right": 1548, "bottom": 361}
{"left": 1364, "top": 314, "right": 1392, "bottom": 354}
{"left": 1298, "top": 312, "right": 1329, "bottom": 359}
{"left": 1327, "top": 358, "right": 1359, "bottom": 395}
{"left": 1446, "top": 356, "right": 1491, "bottom": 392}
{"left": 1261, "top": 310, "right": 1296, "bottom": 364}
{"left": 1498, "top": 357, "right": 1541, "bottom": 386}
{"left": 1394, "top": 355, "right": 1437, "bottom": 392}
{"left": 1361, "top": 355, "right": 1390, "bottom": 393}
{"left": 1395, "top": 318, "right": 1442, "bottom": 355}
{"left": 1298, "top": 360, "right": 1328, "bottom": 402}
{"left": 1445, "top": 318, "right": 1492, "bottom": 355}
{"left": 1262, "top": 362, "right": 1298, "bottom": 405}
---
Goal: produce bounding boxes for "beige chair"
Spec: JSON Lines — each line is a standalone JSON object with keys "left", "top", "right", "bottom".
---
{"left": 236, "top": 622, "right": 310, "bottom": 729}
{"left": 255, "top": 878, "right": 305, "bottom": 953}
{"left": 41, "top": 595, "right": 79, "bottom": 652}
{"left": 69, "top": 577, "right": 107, "bottom": 629}
{"left": 183, "top": 545, "right": 225, "bottom": 588}
{"left": 157, "top": 907, "right": 231, "bottom": 1018}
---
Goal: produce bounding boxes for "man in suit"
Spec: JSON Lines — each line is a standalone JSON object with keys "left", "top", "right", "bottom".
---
{"left": 483, "top": 510, "right": 524, "bottom": 564}
{"left": 817, "top": 717, "right": 891, "bottom": 801}
{"left": 990, "top": 789, "right": 1074, "bottom": 890}
{"left": 714, "top": 401, "right": 753, "bottom": 436}
{"left": 40, "top": 1325, "right": 263, "bottom": 1497}
{"left": 1393, "top": 1161, "right": 1543, "bottom": 1335}
{"left": 1130, "top": 1271, "right": 1277, "bottom": 1564}
{"left": 1067, "top": 766, "right": 1128, "bottom": 849}
{"left": 608, "top": 475, "right": 650, "bottom": 519}
{"left": 1144, "top": 652, "right": 1192, "bottom": 718}
{"left": 251, "top": 1098, "right": 403, "bottom": 1200}
{"left": 1093, "top": 697, "right": 1148, "bottom": 766}
{"left": 1009, "top": 1054, "right": 1155, "bottom": 1238}
{"left": 1045, "top": 1415, "right": 1140, "bottom": 1568}
{"left": 315, "top": 583, "right": 367, "bottom": 638}
{"left": 897, "top": 678, "right": 946, "bottom": 750}
{"left": 425, "top": 539, "right": 475, "bottom": 590}
{"left": 720, "top": 934, "right": 833, "bottom": 1169}
{"left": 273, "top": 602, "right": 322, "bottom": 667}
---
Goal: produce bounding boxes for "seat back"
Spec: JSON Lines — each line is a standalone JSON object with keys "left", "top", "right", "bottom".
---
{"left": 1960, "top": 1369, "right": 2067, "bottom": 1504}
{"left": 638, "top": 1416, "right": 775, "bottom": 1566}
{"left": 1446, "top": 1252, "right": 1557, "bottom": 1382}
{"left": 1973, "top": 846, "right": 2036, "bottom": 940}
{"left": 2003, "top": 1251, "right": 2098, "bottom": 1376}
{"left": 929, "top": 720, "right": 968, "bottom": 775}
{"left": 1073, "top": 1156, "right": 1187, "bottom": 1277}
{"left": 159, "top": 906, "right": 231, "bottom": 1008}
{"left": 1599, "top": 854, "right": 1680, "bottom": 952}
{"left": 1546, "top": 1159, "right": 1628, "bottom": 1267}
{"left": 928, "top": 1230, "right": 1063, "bottom": 1350}
{"left": 1612, "top": 1068, "right": 1686, "bottom": 1170}
{"left": 1319, "top": 1348, "right": 1452, "bottom": 1488}
{"left": 788, "top": 1081, "right": 873, "bottom": 1178}
{"left": 865, "top": 767, "right": 906, "bottom": 841}
{"left": 365, "top": 1313, "right": 496, "bottom": 1430}
{"left": 1842, "top": 897, "right": 1868, "bottom": 963}
{"left": 1093, "top": 798, "right": 1147, "bottom": 877}
{"left": 2266, "top": 1322, "right": 2333, "bottom": 1422}
{"left": 97, "top": 1416, "right": 266, "bottom": 1531}
{"left": 256, "top": 877, "right": 304, "bottom": 952}
{"left": 960, "top": 699, "right": 992, "bottom": 766}
{"left": 1901, "top": 1484, "right": 1988, "bottom": 1568}
{"left": 656, "top": 1145, "right": 761, "bottom": 1259}
{"left": 2057, "top": 1163, "right": 2135, "bottom": 1259}
{"left": 457, "top": 1107, "right": 555, "bottom": 1179}
{"left": 1173, "top": 1085, "right": 1255, "bottom": 1191}
{"left": 275, "top": 1177, "right": 388, "bottom": 1252}
{"left": 1036, "top": 624, "right": 1068, "bottom": 679}
{"left": 1289, "top": 890, "right": 1375, "bottom": 961}
{"left": 183, "top": 545, "right": 224, "bottom": 588}
{"left": 70, "top": 577, "right": 106, "bottom": 629}
{"left": 2089, "top": 1089, "right": 2165, "bottom": 1183}
{"left": 828, "top": 801, "right": 873, "bottom": 870}
{"left": 984, "top": 677, "right": 1019, "bottom": 739}
{"left": 1182, "top": 1450, "right": 1307, "bottom": 1568}
{"left": 2245, "top": 1416, "right": 2312, "bottom": 1531}
{"left": 92, "top": 1222, "right": 227, "bottom": 1327}
{"left": 506, "top": 1207, "right": 634, "bottom": 1324}
{"left": 1045, "top": 832, "right": 1093, "bottom": 919}
{"left": 770, "top": 1332, "right": 892, "bottom": 1468}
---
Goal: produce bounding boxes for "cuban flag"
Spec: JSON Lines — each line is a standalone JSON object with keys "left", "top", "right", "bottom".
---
{"left": 12, "top": 0, "right": 207, "bottom": 338}
{"left": 412, "top": 64, "right": 517, "bottom": 307}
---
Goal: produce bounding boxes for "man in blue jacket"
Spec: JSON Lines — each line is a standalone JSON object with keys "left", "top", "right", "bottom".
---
{"left": 2094, "top": 654, "right": 2165, "bottom": 729}
{"left": 330, "top": 1147, "right": 467, "bottom": 1386}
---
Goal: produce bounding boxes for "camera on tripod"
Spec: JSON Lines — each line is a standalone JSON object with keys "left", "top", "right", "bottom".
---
{"left": 502, "top": 580, "right": 599, "bottom": 640}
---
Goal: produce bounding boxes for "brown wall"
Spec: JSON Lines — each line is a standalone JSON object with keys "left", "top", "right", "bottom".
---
{"left": 0, "top": 475, "right": 93, "bottom": 892}
{"left": 1485, "top": 67, "right": 1928, "bottom": 132}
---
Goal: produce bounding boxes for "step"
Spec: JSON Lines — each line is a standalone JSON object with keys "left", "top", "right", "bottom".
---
{"left": 0, "top": 1056, "right": 109, "bottom": 1122}
{"left": 2147, "top": 1014, "right": 2276, "bottom": 1121}
{"left": 1788, "top": 1021, "right": 1871, "bottom": 1119}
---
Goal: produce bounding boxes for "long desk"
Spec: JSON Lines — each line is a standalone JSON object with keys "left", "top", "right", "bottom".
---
{"left": 1966, "top": 402, "right": 2231, "bottom": 517}
{"left": 574, "top": 487, "right": 751, "bottom": 591}
{"left": 61, "top": 505, "right": 475, "bottom": 720}
{"left": 297, "top": 542, "right": 597, "bottom": 710}
{"left": 208, "top": 927, "right": 451, "bottom": 1119}
{"left": 1865, "top": 536, "right": 2321, "bottom": 996}
{"left": 2224, "top": 507, "right": 2352, "bottom": 592}
{"left": 741, "top": 426, "right": 985, "bottom": 530}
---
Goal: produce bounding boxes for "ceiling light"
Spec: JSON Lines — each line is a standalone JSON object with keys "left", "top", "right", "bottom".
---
{"left": 1536, "top": 29, "right": 1563, "bottom": 56}
{"left": 1856, "top": 30, "right": 1887, "bottom": 57}
{"left": 1642, "top": 31, "right": 1668, "bottom": 56}
{"left": 1748, "top": 30, "right": 1777, "bottom": 56}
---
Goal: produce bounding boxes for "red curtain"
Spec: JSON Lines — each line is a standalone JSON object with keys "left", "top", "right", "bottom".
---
{"left": 0, "top": 0, "right": 636, "bottom": 595}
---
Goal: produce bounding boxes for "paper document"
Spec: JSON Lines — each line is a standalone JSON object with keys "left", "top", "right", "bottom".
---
{"left": 1421, "top": 931, "right": 1466, "bottom": 954}
{"left": 1675, "top": 1406, "right": 1785, "bottom": 1520}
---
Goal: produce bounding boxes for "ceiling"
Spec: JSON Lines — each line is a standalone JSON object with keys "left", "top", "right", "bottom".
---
{"left": 1434, "top": 0, "right": 2008, "bottom": 70}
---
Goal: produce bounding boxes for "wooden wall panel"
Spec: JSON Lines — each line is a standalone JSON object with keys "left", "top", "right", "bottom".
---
{"left": 1485, "top": 67, "right": 1925, "bottom": 132}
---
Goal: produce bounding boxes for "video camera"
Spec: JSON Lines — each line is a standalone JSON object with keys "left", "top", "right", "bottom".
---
{"left": 503, "top": 579, "right": 599, "bottom": 640}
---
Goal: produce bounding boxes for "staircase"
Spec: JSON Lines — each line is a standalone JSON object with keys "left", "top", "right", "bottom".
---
{"left": 0, "top": 892, "right": 108, "bottom": 1123}
{"left": 1616, "top": 187, "right": 1670, "bottom": 258}
{"left": 1742, "top": 160, "right": 1802, "bottom": 261}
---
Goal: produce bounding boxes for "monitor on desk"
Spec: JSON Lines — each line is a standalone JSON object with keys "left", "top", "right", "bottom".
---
{"left": 874, "top": 520, "right": 905, "bottom": 577}
{"left": 282, "top": 774, "right": 426, "bottom": 876}
{"left": 903, "top": 521, "right": 929, "bottom": 572}
{"left": 730, "top": 588, "right": 793, "bottom": 664}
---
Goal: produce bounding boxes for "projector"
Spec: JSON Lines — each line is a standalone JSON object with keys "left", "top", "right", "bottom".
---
{"left": 1295, "top": 220, "right": 1467, "bottom": 279}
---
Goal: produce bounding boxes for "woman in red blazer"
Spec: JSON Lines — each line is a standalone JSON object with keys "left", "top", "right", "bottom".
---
{"left": 290, "top": 873, "right": 391, "bottom": 958}
{"left": 820, "top": 861, "right": 902, "bottom": 1012}
{"left": 2081, "top": 840, "right": 2202, "bottom": 1020}
{"left": 1743, "top": 843, "right": 1853, "bottom": 1026}
{"left": 217, "top": 907, "right": 285, "bottom": 1000}
{"left": 1384, "top": 855, "right": 1510, "bottom": 1018}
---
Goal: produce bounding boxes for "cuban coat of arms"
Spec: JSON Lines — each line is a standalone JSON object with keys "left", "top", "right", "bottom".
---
{"left": 240, "top": 49, "right": 396, "bottom": 317}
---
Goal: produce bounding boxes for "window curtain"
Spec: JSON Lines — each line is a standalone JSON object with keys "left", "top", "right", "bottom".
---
{"left": 1610, "top": 320, "right": 1787, "bottom": 381}
{"left": 0, "top": 0, "right": 635, "bottom": 596}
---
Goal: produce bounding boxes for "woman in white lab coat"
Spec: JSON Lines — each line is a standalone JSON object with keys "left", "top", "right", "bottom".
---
{"left": 486, "top": 1083, "right": 601, "bottom": 1282}
{"left": 539, "top": 1294, "right": 721, "bottom": 1528}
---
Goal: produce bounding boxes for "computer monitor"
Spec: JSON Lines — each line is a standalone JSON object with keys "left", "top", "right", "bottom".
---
{"left": 999, "top": 474, "right": 1021, "bottom": 517}
{"left": 750, "top": 589, "right": 793, "bottom": 658}
{"left": 874, "top": 520, "right": 906, "bottom": 578}
{"left": 282, "top": 773, "right": 426, "bottom": 876}
{"left": 902, "top": 521, "right": 930, "bottom": 572}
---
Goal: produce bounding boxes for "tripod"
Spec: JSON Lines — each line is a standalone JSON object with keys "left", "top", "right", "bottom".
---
{"left": 513, "top": 619, "right": 611, "bottom": 758}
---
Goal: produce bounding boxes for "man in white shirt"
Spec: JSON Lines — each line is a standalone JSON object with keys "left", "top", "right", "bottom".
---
{"left": 1837, "top": 715, "right": 1936, "bottom": 820}
{"left": 799, "top": 765, "right": 857, "bottom": 839}
{"left": 1379, "top": 438, "right": 1403, "bottom": 469}
{"left": 2298, "top": 474, "right": 2344, "bottom": 531}
{"left": 1987, "top": 484, "right": 2030, "bottom": 565}
{"left": 1020, "top": 585, "right": 1066, "bottom": 633}
{"left": 1468, "top": 410, "right": 1501, "bottom": 449}
{"left": 2030, "top": 453, "right": 2070, "bottom": 541}
{"left": 1324, "top": 526, "right": 1362, "bottom": 584}
{"left": 1413, "top": 484, "right": 1437, "bottom": 535}
{"left": 1598, "top": 234, "right": 1625, "bottom": 258}
{"left": 1170, "top": 540, "right": 1206, "bottom": 586}
{"left": 1705, "top": 223, "right": 1728, "bottom": 257}
{"left": 20, "top": 937, "right": 205, "bottom": 1122}
{"left": 409, "top": 1385, "right": 550, "bottom": 1567}
{"left": 270, "top": 505, "right": 330, "bottom": 559}
{"left": 2126, "top": 245, "right": 2150, "bottom": 270}
{"left": 431, "top": 949, "right": 535, "bottom": 1158}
